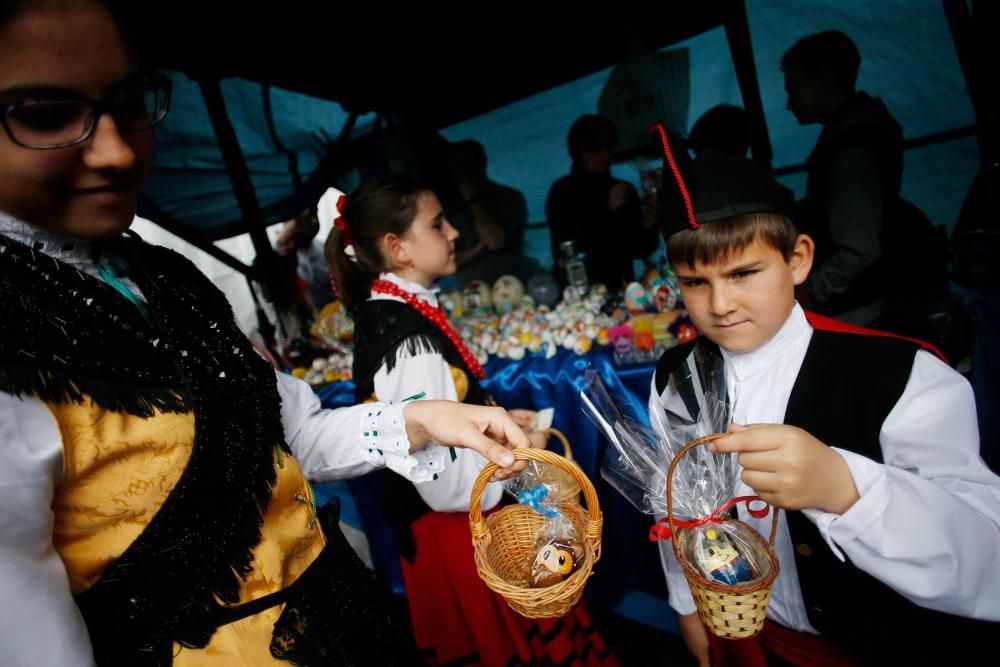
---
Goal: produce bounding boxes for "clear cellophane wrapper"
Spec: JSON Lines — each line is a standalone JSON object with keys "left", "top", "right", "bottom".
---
{"left": 502, "top": 461, "right": 584, "bottom": 588}
{"left": 580, "top": 348, "right": 770, "bottom": 583}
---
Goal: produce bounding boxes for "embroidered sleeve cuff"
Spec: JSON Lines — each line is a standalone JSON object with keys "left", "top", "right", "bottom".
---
{"left": 360, "top": 402, "right": 449, "bottom": 483}
{"left": 803, "top": 447, "right": 889, "bottom": 562}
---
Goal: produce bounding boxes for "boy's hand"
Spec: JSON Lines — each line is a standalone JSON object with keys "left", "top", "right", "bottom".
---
{"left": 678, "top": 612, "right": 711, "bottom": 667}
{"left": 711, "top": 423, "right": 860, "bottom": 514}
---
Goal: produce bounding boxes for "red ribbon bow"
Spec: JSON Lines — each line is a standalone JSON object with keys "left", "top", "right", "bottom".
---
{"left": 334, "top": 194, "right": 354, "bottom": 249}
{"left": 648, "top": 496, "right": 771, "bottom": 542}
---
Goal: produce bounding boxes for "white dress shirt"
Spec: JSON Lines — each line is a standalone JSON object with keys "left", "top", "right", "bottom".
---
{"left": 368, "top": 272, "right": 503, "bottom": 513}
{"left": 653, "top": 303, "right": 1000, "bottom": 630}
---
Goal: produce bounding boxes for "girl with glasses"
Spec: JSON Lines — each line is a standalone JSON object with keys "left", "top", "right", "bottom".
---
{"left": 0, "top": 1, "right": 529, "bottom": 664}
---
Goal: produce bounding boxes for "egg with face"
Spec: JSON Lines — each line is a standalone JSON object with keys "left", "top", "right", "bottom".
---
{"left": 588, "top": 283, "right": 608, "bottom": 301}
{"left": 699, "top": 529, "right": 753, "bottom": 585}
{"left": 463, "top": 280, "right": 492, "bottom": 313}
{"left": 653, "top": 283, "right": 678, "bottom": 311}
{"left": 491, "top": 274, "right": 525, "bottom": 313}
{"left": 623, "top": 282, "right": 650, "bottom": 316}
{"left": 530, "top": 536, "right": 584, "bottom": 587}
{"left": 439, "top": 289, "right": 465, "bottom": 317}
{"left": 609, "top": 325, "right": 634, "bottom": 354}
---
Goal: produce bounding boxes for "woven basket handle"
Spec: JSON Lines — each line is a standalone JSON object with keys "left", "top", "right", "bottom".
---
{"left": 666, "top": 434, "right": 780, "bottom": 561}
{"left": 542, "top": 427, "right": 573, "bottom": 463}
{"left": 469, "top": 448, "right": 601, "bottom": 544}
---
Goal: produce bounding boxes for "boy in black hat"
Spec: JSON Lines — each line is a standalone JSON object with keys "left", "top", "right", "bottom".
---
{"left": 647, "top": 125, "right": 999, "bottom": 667}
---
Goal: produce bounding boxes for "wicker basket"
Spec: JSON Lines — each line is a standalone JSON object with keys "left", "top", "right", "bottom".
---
{"left": 667, "top": 434, "right": 781, "bottom": 639}
{"left": 542, "top": 428, "right": 582, "bottom": 504}
{"left": 469, "top": 448, "right": 602, "bottom": 618}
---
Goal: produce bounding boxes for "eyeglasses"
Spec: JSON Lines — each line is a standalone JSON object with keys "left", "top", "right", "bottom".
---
{"left": 0, "top": 72, "right": 171, "bottom": 150}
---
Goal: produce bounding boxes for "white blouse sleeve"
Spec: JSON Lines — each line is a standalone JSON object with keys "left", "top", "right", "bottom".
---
{"left": 804, "top": 350, "right": 1000, "bottom": 620}
{"left": 274, "top": 370, "right": 444, "bottom": 484}
{"left": 372, "top": 348, "right": 503, "bottom": 513}
{"left": 0, "top": 392, "right": 96, "bottom": 666}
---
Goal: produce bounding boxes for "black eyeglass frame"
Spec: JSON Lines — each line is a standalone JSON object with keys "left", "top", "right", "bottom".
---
{"left": 0, "top": 71, "right": 172, "bottom": 150}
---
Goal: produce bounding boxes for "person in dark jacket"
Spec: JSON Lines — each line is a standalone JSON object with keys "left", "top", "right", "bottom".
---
{"left": 546, "top": 114, "right": 659, "bottom": 290}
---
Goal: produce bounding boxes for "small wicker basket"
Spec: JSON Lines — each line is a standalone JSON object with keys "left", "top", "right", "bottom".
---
{"left": 541, "top": 428, "right": 582, "bottom": 504}
{"left": 469, "top": 448, "right": 602, "bottom": 618}
{"left": 667, "top": 434, "right": 781, "bottom": 639}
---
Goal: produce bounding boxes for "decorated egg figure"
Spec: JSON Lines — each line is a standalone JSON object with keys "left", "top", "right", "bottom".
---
{"left": 439, "top": 289, "right": 464, "bottom": 317}
{"left": 562, "top": 285, "right": 585, "bottom": 304}
{"left": 623, "top": 282, "right": 650, "bottom": 316}
{"left": 589, "top": 283, "right": 609, "bottom": 301}
{"left": 491, "top": 275, "right": 525, "bottom": 313}
{"left": 463, "top": 280, "right": 492, "bottom": 312}
{"left": 652, "top": 282, "right": 678, "bottom": 312}
{"left": 610, "top": 325, "right": 634, "bottom": 354}
{"left": 699, "top": 529, "right": 753, "bottom": 585}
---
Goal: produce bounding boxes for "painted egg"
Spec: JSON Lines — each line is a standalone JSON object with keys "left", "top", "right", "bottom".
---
{"left": 463, "top": 280, "right": 492, "bottom": 312}
{"left": 623, "top": 282, "right": 650, "bottom": 316}
{"left": 491, "top": 274, "right": 525, "bottom": 313}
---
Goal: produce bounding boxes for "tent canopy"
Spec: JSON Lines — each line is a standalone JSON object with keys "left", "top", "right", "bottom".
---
{"left": 131, "top": 2, "right": 770, "bottom": 256}
{"left": 131, "top": 4, "right": 734, "bottom": 128}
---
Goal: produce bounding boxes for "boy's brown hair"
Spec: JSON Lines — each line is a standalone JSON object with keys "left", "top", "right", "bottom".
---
{"left": 666, "top": 213, "right": 799, "bottom": 269}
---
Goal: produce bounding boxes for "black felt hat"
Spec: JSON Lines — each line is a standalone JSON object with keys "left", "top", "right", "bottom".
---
{"left": 650, "top": 124, "right": 794, "bottom": 240}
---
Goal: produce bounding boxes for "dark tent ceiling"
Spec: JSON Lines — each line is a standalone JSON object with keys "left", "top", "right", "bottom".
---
{"left": 127, "top": 2, "right": 739, "bottom": 129}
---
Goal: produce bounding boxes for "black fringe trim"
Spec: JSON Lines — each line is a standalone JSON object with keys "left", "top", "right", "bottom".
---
{"left": 0, "top": 362, "right": 188, "bottom": 417}
{"left": 382, "top": 332, "right": 448, "bottom": 374}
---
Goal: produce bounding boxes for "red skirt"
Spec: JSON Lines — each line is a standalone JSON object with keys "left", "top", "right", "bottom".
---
{"left": 401, "top": 510, "right": 620, "bottom": 667}
{"left": 707, "top": 620, "right": 860, "bottom": 667}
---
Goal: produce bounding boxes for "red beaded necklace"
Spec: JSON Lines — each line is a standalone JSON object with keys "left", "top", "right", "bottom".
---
{"left": 370, "top": 278, "right": 486, "bottom": 380}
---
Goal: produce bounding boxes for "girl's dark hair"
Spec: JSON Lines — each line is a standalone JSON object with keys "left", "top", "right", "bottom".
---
{"left": 325, "top": 174, "right": 427, "bottom": 310}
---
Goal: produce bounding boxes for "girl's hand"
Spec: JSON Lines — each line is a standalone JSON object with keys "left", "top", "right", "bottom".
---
{"left": 710, "top": 423, "right": 860, "bottom": 514}
{"left": 527, "top": 430, "right": 550, "bottom": 450}
{"left": 678, "top": 612, "right": 711, "bottom": 667}
{"left": 507, "top": 409, "right": 552, "bottom": 450}
{"left": 507, "top": 408, "right": 537, "bottom": 431}
{"left": 402, "top": 401, "right": 530, "bottom": 479}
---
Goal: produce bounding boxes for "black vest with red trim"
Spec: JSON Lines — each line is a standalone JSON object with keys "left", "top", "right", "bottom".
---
{"left": 654, "top": 317, "right": 992, "bottom": 665}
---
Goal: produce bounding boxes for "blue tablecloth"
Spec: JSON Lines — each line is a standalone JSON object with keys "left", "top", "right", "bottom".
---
{"left": 315, "top": 347, "right": 675, "bottom": 630}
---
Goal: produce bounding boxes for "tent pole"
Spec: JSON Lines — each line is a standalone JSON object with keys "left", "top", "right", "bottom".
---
{"left": 723, "top": 0, "right": 773, "bottom": 168}
{"left": 199, "top": 78, "right": 291, "bottom": 348}
{"left": 198, "top": 79, "right": 275, "bottom": 260}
